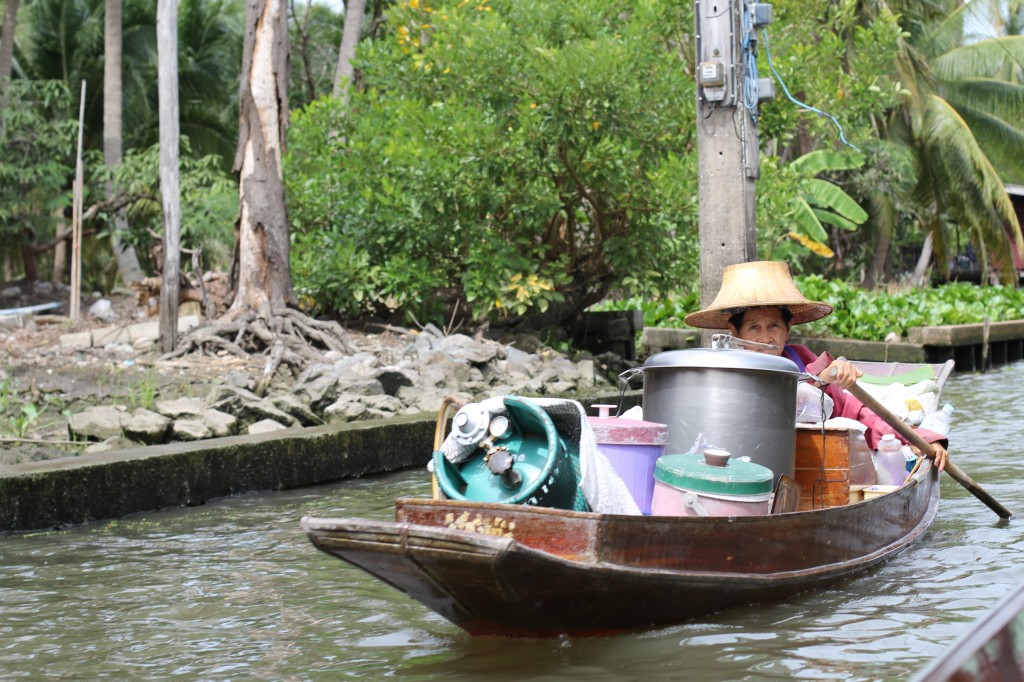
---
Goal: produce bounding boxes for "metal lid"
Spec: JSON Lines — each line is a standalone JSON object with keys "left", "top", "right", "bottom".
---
{"left": 655, "top": 450, "right": 774, "bottom": 495}
{"left": 589, "top": 417, "right": 669, "bottom": 445}
{"left": 642, "top": 348, "right": 802, "bottom": 376}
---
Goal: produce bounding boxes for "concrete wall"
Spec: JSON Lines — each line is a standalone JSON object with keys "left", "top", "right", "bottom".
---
{"left": 0, "top": 394, "right": 641, "bottom": 533}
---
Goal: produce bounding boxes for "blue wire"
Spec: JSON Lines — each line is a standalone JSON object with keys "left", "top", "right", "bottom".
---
{"left": 762, "top": 27, "right": 859, "bottom": 151}
{"left": 741, "top": 3, "right": 759, "bottom": 116}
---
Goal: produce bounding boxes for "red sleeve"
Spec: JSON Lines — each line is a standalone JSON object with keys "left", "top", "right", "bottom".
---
{"left": 789, "top": 345, "right": 948, "bottom": 451}
{"left": 826, "top": 383, "right": 948, "bottom": 451}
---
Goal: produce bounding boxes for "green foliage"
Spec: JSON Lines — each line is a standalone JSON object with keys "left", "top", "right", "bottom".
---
{"left": 590, "top": 291, "right": 701, "bottom": 329}
{"left": 596, "top": 278, "right": 1024, "bottom": 342}
{"left": 21, "top": 0, "right": 242, "bottom": 168}
{"left": 286, "top": 0, "right": 699, "bottom": 325}
{"left": 792, "top": 277, "right": 1024, "bottom": 340}
{"left": 109, "top": 140, "right": 238, "bottom": 270}
{"left": 0, "top": 80, "right": 77, "bottom": 255}
{"left": 753, "top": 0, "right": 905, "bottom": 273}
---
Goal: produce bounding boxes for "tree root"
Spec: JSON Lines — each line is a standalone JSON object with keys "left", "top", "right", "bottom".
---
{"left": 160, "top": 307, "right": 356, "bottom": 390}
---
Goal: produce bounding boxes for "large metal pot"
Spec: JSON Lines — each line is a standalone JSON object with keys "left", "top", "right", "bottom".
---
{"left": 639, "top": 348, "right": 802, "bottom": 484}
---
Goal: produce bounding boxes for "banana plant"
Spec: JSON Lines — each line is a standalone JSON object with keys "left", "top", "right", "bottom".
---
{"left": 786, "top": 149, "right": 868, "bottom": 258}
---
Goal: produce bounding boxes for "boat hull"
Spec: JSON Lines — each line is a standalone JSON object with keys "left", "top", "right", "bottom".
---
{"left": 302, "top": 461, "right": 939, "bottom": 637}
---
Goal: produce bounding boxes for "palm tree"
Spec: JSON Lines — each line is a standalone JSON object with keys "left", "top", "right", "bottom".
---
{"left": 868, "top": 0, "right": 1024, "bottom": 285}
{"left": 105, "top": 0, "right": 146, "bottom": 284}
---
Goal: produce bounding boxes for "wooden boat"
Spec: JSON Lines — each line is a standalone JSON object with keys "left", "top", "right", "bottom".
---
{"left": 302, "top": 359, "right": 952, "bottom": 637}
{"left": 912, "top": 580, "right": 1024, "bottom": 681}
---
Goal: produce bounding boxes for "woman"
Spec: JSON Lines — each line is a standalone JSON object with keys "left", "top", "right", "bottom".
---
{"left": 684, "top": 261, "right": 950, "bottom": 471}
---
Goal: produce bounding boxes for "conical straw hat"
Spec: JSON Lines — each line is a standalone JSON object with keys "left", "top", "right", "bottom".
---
{"left": 683, "top": 261, "right": 833, "bottom": 329}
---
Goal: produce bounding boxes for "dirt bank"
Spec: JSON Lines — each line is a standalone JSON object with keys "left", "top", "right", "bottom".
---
{"left": 0, "top": 283, "right": 409, "bottom": 465}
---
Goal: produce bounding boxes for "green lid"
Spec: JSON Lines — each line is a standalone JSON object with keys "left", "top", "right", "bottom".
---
{"left": 655, "top": 450, "right": 773, "bottom": 495}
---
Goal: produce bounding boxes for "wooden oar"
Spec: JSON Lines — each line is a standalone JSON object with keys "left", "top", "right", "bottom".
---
{"left": 841, "top": 379, "right": 1012, "bottom": 519}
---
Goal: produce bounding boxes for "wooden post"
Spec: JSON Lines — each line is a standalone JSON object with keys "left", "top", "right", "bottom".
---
{"left": 70, "top": 80, "right": 86, "bottom": 322}
{"left": 695, "top": 0, "right": 758, "bottom": 344}
{"left": 157, "top": 0, "right": 181, "bottom": 352}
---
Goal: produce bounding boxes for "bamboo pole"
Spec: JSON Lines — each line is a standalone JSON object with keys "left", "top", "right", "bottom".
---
{"left": 70, "top": 80, "right": 86, "bottom": 321}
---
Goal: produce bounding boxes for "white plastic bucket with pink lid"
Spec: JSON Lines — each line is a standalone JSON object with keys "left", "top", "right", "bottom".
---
{"left": 588, "top": 404, "right": 669, "bottom": 515}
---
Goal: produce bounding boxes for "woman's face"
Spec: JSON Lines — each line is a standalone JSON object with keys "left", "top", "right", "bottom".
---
{"left": 728, "top": 307, "right": 791, "bottom": 355}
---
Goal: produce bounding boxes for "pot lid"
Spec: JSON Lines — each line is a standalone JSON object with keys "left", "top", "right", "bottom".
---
{"left": 643, "top": 347, "right": 802, "bottom": 376}
{"left": 655, "top": 450, "right": 773, "bottom": 495}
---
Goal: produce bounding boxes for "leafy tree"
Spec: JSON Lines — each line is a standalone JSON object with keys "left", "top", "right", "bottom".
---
{"left": 287, "top": 0, "right": 699, "bottom": 326}
{"left": 871, "top": 0, "right": 1024, "bottom": 284}
{"left": 753, "top": 0, "right": 906, "bottom": 275}
{"left": 0, "top": 80, "right": 77, "bottom": 280}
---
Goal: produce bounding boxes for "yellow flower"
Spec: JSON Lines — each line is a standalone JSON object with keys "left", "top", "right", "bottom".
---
{"left": 592, "top": 120, "right": 600, "bottom": 131}
{"left": 530, "top": 102, "right": 537, "bottom": 109}
{"left": 443, "top": 67, "right": 451, "bottom": 74}
{"left": 409, "top": 0, "right": 419, "bottom": 8}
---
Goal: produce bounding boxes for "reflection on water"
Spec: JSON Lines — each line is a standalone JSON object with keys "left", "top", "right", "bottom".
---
{"left": 2, "top": 364, "right": 1024, "bottom": 681}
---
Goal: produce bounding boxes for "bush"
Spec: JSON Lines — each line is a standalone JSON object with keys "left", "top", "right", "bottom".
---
{"left": 286, "top": 0, "right": 699, "bottom": 325}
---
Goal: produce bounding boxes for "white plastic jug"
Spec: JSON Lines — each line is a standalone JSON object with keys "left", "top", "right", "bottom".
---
{"left": 919, "top": 403, "right": 954, "bottom": 436}
{"left": 874, "top": 434, "right": 906, "bottom": 486}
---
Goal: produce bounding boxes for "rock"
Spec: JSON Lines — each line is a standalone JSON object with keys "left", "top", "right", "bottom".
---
{"left": 171, "top": 417, "right": 212, "bottom": 441}
{"left": 88, "top": 299, "right": 116, "bottom": 321}
{"left": 67, "top": 406, "right": 127, "bottom": 441}
{"left": 412, "top": 390, "right": 457, "bottom": 414}
{"left": 235, "top": 399, "right": 298, "bottom": 429}
{"left": 323, "top": 396, "right": 370, "bottom": 423}
{"left": 84, "top": 436, "right": 142, "bottom": 453}
{"left": 373, "top": 367, "right": 416, "bottom": 396}
{"left": 248, "top": 419, "right": 288, "bottom": 434}
{"left": 33, "top": 281, "right": 54, "bottom": 294}
{"left": 576, "top": 359, "right": 596, "bottom": 389}
{"left": 200, "top": 409, "right": 238, "bottom": 437}
{"left": 155, "top": 396, "right": 206, "bottom": 418}
{"left": 1, "top": 286, "right": 21, "bottom": 299}
{"left": 269, "top": 394, "right": 324, "bottom": 426}
{"left": 359, "top": 394, "right": 405, "bottom": 414}
{"left": 121, "top": 408, "right": 172, "bottom": 445}
{"left": 545, "top": 380, "right": 577, "bottom": 395}
{"left": 205, "top": 385, "right": 261, "bottom": 413}
{"left": 439, "top": 334, "right": 501, "bottom": 364}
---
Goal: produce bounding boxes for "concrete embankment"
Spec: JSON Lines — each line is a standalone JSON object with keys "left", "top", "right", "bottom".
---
{"left": 642, "top": 320, "right": 1024, "bottom": 369}
{"left": 0, "top": 394, "right": 639, "bottom": 533}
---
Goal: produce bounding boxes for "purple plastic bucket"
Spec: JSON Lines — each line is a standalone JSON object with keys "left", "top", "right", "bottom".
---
{"left": 589, "top": 407, "right": 669, "bottom": 515}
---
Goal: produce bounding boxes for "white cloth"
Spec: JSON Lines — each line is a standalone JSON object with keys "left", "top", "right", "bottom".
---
{"left": 438, "top": 396, "right": 641, "bottom": 515}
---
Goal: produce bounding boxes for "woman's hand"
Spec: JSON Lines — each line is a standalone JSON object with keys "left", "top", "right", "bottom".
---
{"left": 912, "top": 442, "right": 949, "bottom": 472}
{"left": 821, "top": 358, "right": 863, "bottom": 389}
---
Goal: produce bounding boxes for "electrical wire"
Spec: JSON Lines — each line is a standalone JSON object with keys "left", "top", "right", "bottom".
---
{"left": 762, "top": 27, "right": 860, "bottom": 151}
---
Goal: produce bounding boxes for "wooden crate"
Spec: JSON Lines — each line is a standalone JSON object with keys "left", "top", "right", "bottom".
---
{"left": 794, "top": 426, "right": 875, "bottom": 511}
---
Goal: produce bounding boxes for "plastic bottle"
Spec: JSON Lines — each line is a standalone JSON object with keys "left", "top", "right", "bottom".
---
{"left": 874, "top": 434, "right": 907, "bottom": 486}
{"left": 919, "top": 403, "right": 954, "bottom": 437}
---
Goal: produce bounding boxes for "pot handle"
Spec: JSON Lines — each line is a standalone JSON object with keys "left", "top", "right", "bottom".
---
{"left": 711, "top": 333, "right": 780, "bottom": 353}
{"left": 617, "top": 367, "right": 644, "bottom": 385}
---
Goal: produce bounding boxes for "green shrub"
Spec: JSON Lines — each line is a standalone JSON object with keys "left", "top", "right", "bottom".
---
{"left": 286, "top": 0, "right": 699, "bottom": 325}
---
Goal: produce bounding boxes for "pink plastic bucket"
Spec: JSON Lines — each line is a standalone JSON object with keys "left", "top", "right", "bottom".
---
{"left": 651, "top": 481, "right": 772, "bottom": 517}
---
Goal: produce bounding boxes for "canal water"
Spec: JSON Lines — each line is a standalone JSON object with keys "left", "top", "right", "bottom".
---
{"left": 2, "top": 364, "right": 1023, "bottom": 681}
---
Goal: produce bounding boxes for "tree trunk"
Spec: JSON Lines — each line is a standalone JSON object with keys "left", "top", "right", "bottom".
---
{"left": 863, "top": 191, "right": 894, "bottom": 291}
{"left": 104, "top": 0, "right": 146, "bottom": 286}
{"left": 230, "top": 0, "right": 295, "bottom": 317}
{"left": 157, "top": 0, "right": 181, "bottom": 352}
{"left": 0, "top": 0, "right": 18, "bottom": 118}
{"left": 910, "top": 231, "right": 934, "bottom": 288}
{"left": 52, "top": 209, "right": 68, "bottom": 284}
{"left": 332, "top": 0, "right": 365, "bottom": 102}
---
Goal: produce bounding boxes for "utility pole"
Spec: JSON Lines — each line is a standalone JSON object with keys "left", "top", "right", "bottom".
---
{"left": 694, "top": 0, "right": 773, "bottom": 339}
